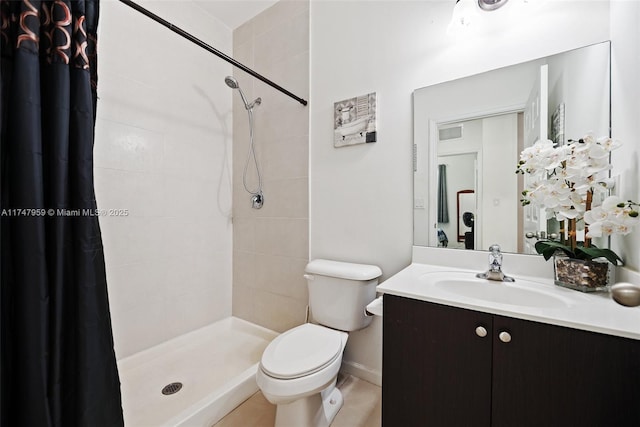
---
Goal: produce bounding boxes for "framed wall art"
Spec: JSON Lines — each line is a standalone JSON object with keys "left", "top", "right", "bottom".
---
{"left": 333, "top": 92, "right": 377, "bottom": 147}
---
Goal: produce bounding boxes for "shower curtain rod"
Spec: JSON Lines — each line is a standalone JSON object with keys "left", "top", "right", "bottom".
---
{"left": 118, "top": 0, "right": 308, "bottom": 106}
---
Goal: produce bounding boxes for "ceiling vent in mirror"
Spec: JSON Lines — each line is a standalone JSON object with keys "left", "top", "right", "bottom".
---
{"left": 439, "top": 125, "right": 463, "bottom": 141}
{"left": 478, "top": 0, "right": 509, "bottom": 11}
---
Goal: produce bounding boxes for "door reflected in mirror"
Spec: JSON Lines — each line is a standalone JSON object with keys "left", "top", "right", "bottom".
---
{"left": 413, "top": 41, "right": 611, "bottom": 255}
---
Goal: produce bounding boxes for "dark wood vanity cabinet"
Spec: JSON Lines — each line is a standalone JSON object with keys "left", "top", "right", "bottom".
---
{"left": 383, "top": 294, "right": 640, "bottom": 427}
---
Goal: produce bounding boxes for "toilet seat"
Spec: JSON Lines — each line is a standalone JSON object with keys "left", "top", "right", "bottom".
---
{"left": 260, "top": 323, "right": 343, "bottom": 380}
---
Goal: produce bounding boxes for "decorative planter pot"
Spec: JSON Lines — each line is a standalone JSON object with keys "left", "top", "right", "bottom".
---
{"left": 553, "top": 256, "right": 610, "bottom": 292}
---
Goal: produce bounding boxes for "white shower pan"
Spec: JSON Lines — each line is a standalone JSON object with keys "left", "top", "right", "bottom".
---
{"left": 117, "top": 317, "right": 277, "bottom": 426}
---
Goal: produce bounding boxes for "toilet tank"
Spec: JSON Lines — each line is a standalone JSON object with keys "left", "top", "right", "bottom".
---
{"left": 305, "top": 259, "right": 382, "bottom": 331}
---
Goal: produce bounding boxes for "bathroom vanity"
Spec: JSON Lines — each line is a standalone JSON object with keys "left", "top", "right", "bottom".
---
{"left": 397, "top": 39, "right": 640, "bottom": 426}
{"left": 378, "top": 252, "right": 640, "bottom": 427}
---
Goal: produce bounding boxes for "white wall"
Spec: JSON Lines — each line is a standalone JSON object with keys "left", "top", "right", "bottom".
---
{"left": 96, "top": 0, "right": 234, "bottom": 358}
{"left": 231, "top": 0, "right": 310, "bottom": 334}
{"left": 547, "top": 41, "right": 610, "bottom": 141}
{"left": 310, "top": 0, "right": 611, "bottom": 385}
{"left": 610, "top": 0, "right": 640, "bottom": 273}
{"left": 310, "top": 0, "right": 610, "bottom": 280}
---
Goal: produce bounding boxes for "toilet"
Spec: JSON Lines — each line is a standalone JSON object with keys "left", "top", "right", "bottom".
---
{"left": 256, "top": 259, "right": 382, "bottom": 427}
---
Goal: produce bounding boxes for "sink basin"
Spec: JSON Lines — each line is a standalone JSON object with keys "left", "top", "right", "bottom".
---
{"left": 422, "top": 272, "right": 573, "bottom": 309}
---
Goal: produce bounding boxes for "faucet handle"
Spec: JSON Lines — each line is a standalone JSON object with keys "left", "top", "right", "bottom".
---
{"left": 488, "top": 244, "right": 503, "bottom": 271}
{"left": 488, "top": 244, "right": 501, "bottom": 254}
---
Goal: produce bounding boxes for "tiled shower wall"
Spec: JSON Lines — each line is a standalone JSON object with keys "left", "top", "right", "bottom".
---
{"left": 95, "top": 1, "right": 233, "bottom": 358}
{"left": 232, "top": 0, "right": 310, "bottom": 332}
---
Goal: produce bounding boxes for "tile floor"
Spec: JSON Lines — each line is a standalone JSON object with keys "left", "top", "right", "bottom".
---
{"left": 213, "top": 374, "right": 381, "bottom": 427}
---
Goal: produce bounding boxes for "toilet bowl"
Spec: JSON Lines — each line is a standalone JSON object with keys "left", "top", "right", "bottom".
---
{"left": 257, "top": 324, "right": 348, "bottom": 402}
{"left": 256, "top": 324, "right": 348, "bottom": 426}
{"left": 256, "top": 259, "right": 382, "bottom": 427}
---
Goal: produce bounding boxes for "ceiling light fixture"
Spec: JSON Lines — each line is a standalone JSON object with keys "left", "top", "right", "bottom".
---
{"left": 448, "top": 0, "right": 511, "bottom": 35}
{"left": 477, "top": 0, "right": 509, "bottom": 11}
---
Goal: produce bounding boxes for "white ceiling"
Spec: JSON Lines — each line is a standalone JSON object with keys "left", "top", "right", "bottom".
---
{"left": 193, "top": 0, "right": 279, "bottom": 30}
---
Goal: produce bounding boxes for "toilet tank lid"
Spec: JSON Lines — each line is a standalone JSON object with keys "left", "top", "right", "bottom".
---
{"left": 305, "top": 259, "right": 382, "bottom": 281}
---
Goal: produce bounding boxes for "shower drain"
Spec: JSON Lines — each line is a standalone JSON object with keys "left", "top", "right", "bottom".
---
{"left": 161, "top": 382, "right": 183, "bottom": 395}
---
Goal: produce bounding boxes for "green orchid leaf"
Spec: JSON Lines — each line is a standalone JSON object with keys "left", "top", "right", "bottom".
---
{"left": 534, "top": 241, "right": 576, "bottom": 261}
{"left": 575, "top": 247, "right": 624, "bottom": 265}
{"left": 533, "top": 240, "right": 623, "bottom": 265}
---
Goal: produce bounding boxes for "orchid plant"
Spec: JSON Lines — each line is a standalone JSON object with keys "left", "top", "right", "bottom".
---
{"left": 516, "top": 134, "right": 639, "bottom": 265}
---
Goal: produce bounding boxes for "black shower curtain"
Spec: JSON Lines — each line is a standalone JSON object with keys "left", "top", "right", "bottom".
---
{"left": 437, "top": 164, "right": 449, "bottom": 223}
{"left": 1, "top": 1, "right": 124, "bottom": 425}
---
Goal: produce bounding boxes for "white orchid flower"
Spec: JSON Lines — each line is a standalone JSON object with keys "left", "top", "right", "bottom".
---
{"left": 584, "top": 206, "right": 608, "bottom": 224}
{"left": 585, "top": 195, "right": 639, "bottom": 238}
{"left": 601, "top": 195, "right": 624, "bottom": 210}
{"left": 586, "top": 143, "right": 609, "bottom": 159}
{"left": 581, "top": 132, "right": 596, "bottom": 144}
{"left": 518, "top": 135, "right": 638, "bottom": 242}
{"left": 595, "top": 177, "right": 616, "bottom": 190}
{"left": 597, "top": 136, "right": 622, "bottom": 151}
{"left": 585, "top": 221, "right": 611, "bottom": 238}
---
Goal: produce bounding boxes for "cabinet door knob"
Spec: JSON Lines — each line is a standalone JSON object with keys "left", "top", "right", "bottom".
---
{"left": 499, "top": 331, "right": 512, "bottom": 343}
{"left": 475, "top": 326, "right": 488, "bottom": 337}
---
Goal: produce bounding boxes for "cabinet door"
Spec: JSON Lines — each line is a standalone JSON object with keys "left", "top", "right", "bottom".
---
{"left": 383, "top": 295, "right": 493, "bottom": 427}
{"left": 492, "top": 315, "right": 640, "bottom": 427}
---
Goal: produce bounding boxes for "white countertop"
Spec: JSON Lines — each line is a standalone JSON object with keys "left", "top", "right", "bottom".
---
{"left": 377, "top": 261, "right": 640, "bottom": 341}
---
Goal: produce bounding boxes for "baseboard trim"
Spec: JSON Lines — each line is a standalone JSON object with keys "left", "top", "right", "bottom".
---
{"left": 340, "top": 360, "right": 382, "bottom": 387}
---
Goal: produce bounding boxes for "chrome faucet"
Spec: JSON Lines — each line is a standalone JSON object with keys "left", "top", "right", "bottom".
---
{"left": 476, "top": 244, "right": 515, "bottom": 282}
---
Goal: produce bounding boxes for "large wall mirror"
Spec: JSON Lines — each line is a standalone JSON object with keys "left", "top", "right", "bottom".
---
{"left": 413, "top": 41, "right": 611, "bottom": 254}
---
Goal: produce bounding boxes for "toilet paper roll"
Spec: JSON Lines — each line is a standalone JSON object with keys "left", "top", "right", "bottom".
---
{"left": 365, "top": 296, "right": 383, "bottom": 316}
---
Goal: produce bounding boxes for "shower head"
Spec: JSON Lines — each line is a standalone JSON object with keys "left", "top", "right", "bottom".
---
{"left": 224, "top": 76, "right": 239, "bottom": 89}
{"left": 224, "top": 76, "right": 261, "bottom": 110}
